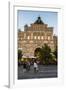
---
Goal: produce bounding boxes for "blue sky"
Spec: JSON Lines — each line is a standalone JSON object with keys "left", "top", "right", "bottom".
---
{"left": 17, "top": 10, "right": 58, "bottom": 35}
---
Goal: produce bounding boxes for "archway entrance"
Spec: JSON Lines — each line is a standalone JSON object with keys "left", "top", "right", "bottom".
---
{"left": 34, "top": 47, "right": 42, "bottom": 64}
{"left": 34, "top": 47, "right": 41, "bottom": 56}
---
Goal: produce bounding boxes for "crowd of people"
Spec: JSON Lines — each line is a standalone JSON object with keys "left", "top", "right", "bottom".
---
{"left": 22, "top": 60, "right": 39, "bottom": 73}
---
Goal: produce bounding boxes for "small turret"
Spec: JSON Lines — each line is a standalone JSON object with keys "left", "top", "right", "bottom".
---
{"left": 24, "top": 24, "right": 28, "bottom": 31}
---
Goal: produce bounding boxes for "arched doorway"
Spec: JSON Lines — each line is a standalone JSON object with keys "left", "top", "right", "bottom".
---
{"left": 34, "top": 47, "right": 41, "bottom": 56}
{"left": 34, "top": 47, "right": 42, "bottom": 63}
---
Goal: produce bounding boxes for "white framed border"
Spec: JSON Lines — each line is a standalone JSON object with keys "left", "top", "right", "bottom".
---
{"left": 9, "top": 1, "right": 64, "bottom": 88}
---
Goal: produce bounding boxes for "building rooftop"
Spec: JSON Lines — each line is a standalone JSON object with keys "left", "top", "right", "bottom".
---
{"left": 34, "top": 16, "right": 44, "bottom": 24}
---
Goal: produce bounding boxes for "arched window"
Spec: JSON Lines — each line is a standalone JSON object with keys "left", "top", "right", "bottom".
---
{"left": 34, "top": 36, "right": 37, "bottom": 39}
{"left": 41, "top": 36, "right": 43, "bottom": 40}
{"left": 34, "top": 47, "right": 41, "bottom": 57}
{"left": 48, "top": 36, "right": 50, "bottom": 40}
{"left": 38, "top": 36, "right": 40, "bottom": 40}
{"left": 27, "top": 36, "right": 30, "bottom": 39}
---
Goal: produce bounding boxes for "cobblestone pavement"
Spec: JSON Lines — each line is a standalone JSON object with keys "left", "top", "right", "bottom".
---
{"left": 18, "top": 65, "right": 57, "bottom": 79}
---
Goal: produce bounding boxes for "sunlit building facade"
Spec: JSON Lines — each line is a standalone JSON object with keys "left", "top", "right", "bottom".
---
{"left": 18, "top": 16, "right": 57, "bottom": 56}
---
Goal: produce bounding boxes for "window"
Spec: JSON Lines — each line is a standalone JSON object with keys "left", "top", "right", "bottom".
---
{"left": 41, "top": 36, "right": 43, "bottom": 40}
{"left": 34, "top": 36, "right": 37, "bottom": 39}
{"left": 27, "top": 36, "right": 30, "bottom": 39}
{"left": 48, "top": 36, "right": 50, "bottom": 40}
{"left": 38, "top": 36, "right": 40, "bottom": 40}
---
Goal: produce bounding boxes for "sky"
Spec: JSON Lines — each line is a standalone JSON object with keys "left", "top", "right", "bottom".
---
{"left": 17, "top": 10, "right": 58, "bottom": 35}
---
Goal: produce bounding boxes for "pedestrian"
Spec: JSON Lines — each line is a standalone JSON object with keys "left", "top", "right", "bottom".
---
{"left": 23, "top": 62, "right": 27, "bottom": 73}
{"left": 34, "top": 60, "right": 38, "bottom": 73}
{"left": 26, "top": 61, "right": 30, "bottom": 71}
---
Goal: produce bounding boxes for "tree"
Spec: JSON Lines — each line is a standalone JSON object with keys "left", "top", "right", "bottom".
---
{"left": 53, "top": 45, "right": 57, "bottom": 59}
{"left": 18, "top": 49, "right": 23, "bottom": 66}
{"left": 18, "top": 49, "right": 22, "bottom": 60}
{"left": 53, "top": 45, "right": 58, "bottom": 64}
{"left": 34, "top": 44, "right": 55, "bottom": 65}
{"left": 40, "top": 44, "right": 52, "bottom": 64}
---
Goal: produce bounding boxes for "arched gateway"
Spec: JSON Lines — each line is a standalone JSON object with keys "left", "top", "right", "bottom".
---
{"left": 18, "top": 16, "right": 57, "bottom": 58}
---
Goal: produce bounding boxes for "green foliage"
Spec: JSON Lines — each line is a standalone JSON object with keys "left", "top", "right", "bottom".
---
{"left": 53, "top": 45, "right": 57, "bottom": 59}
{"left": 40, "top": 44, "right": 52, "bottom": 64}
{"left": 18, "top": 49, "right": 22, "bottom": 60}
{"left": 34, "top": 44, "right": 55, "bottom": 65}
